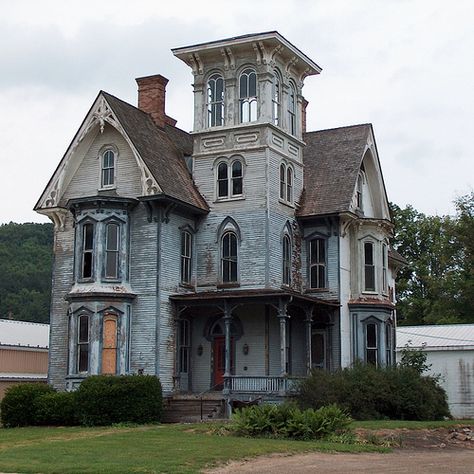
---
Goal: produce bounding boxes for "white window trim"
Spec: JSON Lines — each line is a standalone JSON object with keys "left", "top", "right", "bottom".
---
{"left": 98, "top": 145, "right": 119, "bottom": 191}
{"left": 362, "top": 239, "right": 377, "bottom": 294}
{"left": 279, "top": 161, "right": 295, "bottom": 207}
{"left": 214, "top": 156, "right": 245, "bottom": 202}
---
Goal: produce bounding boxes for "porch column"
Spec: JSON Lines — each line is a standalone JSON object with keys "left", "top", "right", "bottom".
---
{"left": 223, "top": 301, "right": 232, "bottom": 394}
{"left": 305, "top": 307, "right": 314, "bottom": 375}
{"left": 278, "top": 299, "right": 289, "bottom": 377}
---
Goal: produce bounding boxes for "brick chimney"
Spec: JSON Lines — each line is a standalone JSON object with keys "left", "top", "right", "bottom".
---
{"left": 301, "top": 98, "right": 309, "bottom": 134}
{"left": 136, "top": 74, "right": 177, "bottom": 128}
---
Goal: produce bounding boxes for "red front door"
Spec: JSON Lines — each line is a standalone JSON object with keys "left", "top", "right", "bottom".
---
{"left": 213, "top": 336, "right": 233, "bottom": 388}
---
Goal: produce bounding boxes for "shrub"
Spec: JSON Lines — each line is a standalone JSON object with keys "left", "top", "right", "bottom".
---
{"left": 297, "top": 363, "right": 450, "bottom": 421}
{"left": 0, "top": 383, "right": 54, "bottom": 427}
{"left": 230, "top": 402, "right": 351, "bottom": 440}
{"left": 34, "top": 391, "right": 79, "bottom": 426}
{"left": 75, "top": 375, "right": 163, "bottom": 426}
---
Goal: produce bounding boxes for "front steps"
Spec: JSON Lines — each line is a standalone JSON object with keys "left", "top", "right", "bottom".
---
{"left": 162, "top": 393, "right": 226, "bottom": 423}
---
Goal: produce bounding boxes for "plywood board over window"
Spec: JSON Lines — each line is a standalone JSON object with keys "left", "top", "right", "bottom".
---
{"left": 102, "top": 314, "right": 117, "bottom": 374}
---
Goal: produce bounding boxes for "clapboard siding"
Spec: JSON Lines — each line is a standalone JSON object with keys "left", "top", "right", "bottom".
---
{"left": 48, "top": 214, "right": 75, "bottom": 389}
{"left": 63, "top": 124, "right": 142, "bottom": 201}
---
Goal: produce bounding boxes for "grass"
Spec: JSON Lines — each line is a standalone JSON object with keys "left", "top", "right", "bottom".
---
{"left": 0, "top": 423, "right": 385, "bottom": 474}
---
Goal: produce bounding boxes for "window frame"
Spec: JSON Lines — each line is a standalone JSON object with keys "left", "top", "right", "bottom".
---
{"left": 356, "top": 172, "right": 364, "bottom": 211}
{"left": 288, "top": 82, "right": 297, "bottom": 136}
{"left": 178, "top": 319, "right": 191, "bottom": 374}
{"left": 81, "top": 222, "right": 95, "bottom": 281}
{"left": 215, "top": 158, "right": 244, "bottom": 201}
{"left": 363, "top": 241, "right": 376, "bottom": 292}
{"left": 77, "top": 313, "right": 90, "bottom": 373}
{"left": 309, "top": 237, "right": 327, "bottom": 290}
{"left": 101, "top": 313, "right": 118, "bottom": 375}
{"left": 282, "top": 233, "right": 292, "bottom": 286}
{"left": 104, "top": 222, "right": 120, "bottom": 280}
{"left": 207, "top": 73, "right": 225, "bottom": 127}
{"left": 279, "top": 162, "right": 294, "bottom": 205}
{"left": 221, "top": 230, "right": 238, "bottom": 284}
{"left": 365, "top": 322, "right": 378, "bottom": 366}
{"left": 272, "top": 69, "right": 282, "bottom": 126}
{"left": 239, "top": 68, "right": 257, "bottom": 123}
{"left": 100, "top": 148, "right": 116, "bottom": 189}
{"left": 180, "top": 230, "right": 193, "bottom": 285}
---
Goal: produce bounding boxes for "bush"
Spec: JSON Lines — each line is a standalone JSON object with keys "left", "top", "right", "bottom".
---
{"left": 34, "top": 391, "right": 79, "bottom": 426}
{"left": 75, "top": 375, "right": 163, "bottom": 426}
{"left": 0, "top": 383, "right": 55, "bottom": 427}
{"left": 230, "top": 402, "right": 351, "bottom": 440}
{"left": 297, "top": 363, "right": 450, "bottom": 421}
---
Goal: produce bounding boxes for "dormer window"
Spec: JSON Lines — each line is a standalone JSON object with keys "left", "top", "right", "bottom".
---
{"left": 288, "top": 82, "right": 297, "bottom": 135}
{"left": 101, "top": 149, "right": 115, "bottom": 188}
{"left": 239, "top": 68, "right": 257, "bottom": 123}
{"left": 207, "top": 73, "right": 224, "bottom": 127}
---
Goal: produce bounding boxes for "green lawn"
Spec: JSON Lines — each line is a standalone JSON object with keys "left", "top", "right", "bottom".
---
{"left": 0, "top": 423, "right": 384, "bottom": 474}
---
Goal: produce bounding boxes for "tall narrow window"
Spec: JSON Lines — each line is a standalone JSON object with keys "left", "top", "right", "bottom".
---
{"left": 105, "top": 223, "right": 119, "bottom": 279}
{"left": 207, "top": 74, "right": 224, "bottom": 127}
{"left": 288, "top": 83, "right": 297, "bottom": 135}
{"left": 178, "top": 319, "right": 190, "bottom": 373}
{"left": 217, "top": 162, "right": 228, "bottom": 198}
{"left": 239, "top": 68, "right": 257, "bottom": 123}
{"left": 180, "top": 230, "right": 192, "bottom": 284}
{"left": 221, "top": 231, "right": 238, "bottom": 283}
{"left": 272, "top": 71, "right": 281, "bottom": 125}
{"left": 309, "top": 238, "right": 326, "bottom": 289}
{"left": 286, "top": 167, "right": 293, "bottom": 203}
{"left": 356, "top": 173, "right": 363, "bottom": 210}
{"left": 366, "top": 323, "right": 378, "bottom": 365}
{"left": 382, "top": 244, "right": 388, "bottom": 294}
{"left": 77, "top": 314, "right": 89, "bottom": 373}
{"left": 280, "top": 164, "right": 286, "bottom": 200}
{"left": 102, "top": 314, "right": 118, "bottom": 374}
{"left": 231, "top": 161, "right": 243, "bottom": 196}
{"left": 101, "top": 149, "right": 115, "bottom": 187}
{"left": 82, "top": 223, "right": 94, "bottom": 279}
{"left": 283, "top": 234, "right": 291, "bottom": 285}
{"left": 385, "top": 323, "right": 392, "bottom": 366}
{"left": 364, "top": 242, "right": 375, "bottom": 291}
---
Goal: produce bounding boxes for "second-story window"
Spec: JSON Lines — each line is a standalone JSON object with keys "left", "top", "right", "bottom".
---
{"left": 364, "top": 242, "right": 376, "bottom": 291}
{"left": 221, "top": 231, "right": 238, "bottom": 283}
{"left": 231, "top": 161, "right": 243, "bottom": 196}
{"left": 101, "top": 149, "right": 115, "bottom": 188}
{"left": 82, "top": 223, "right": 94, "bottom": 279}
{"left": 180, "top": 230, "right": 192, "bottom": 284}
{"left": 283, "top": 234, "right": 291, "bottom": 285}
{"left": 382, "top": 243, "right": 388, "bottom": 294}
{"left": 207, "top": 73, "right": 224, "bottom": 127}
{"left": 272, "top": 70, "right": 281, "bottom": 126}
{"left": 217, "top": 159, "right": 243, "bottom": 199}
{"left": 286, "top": 167, "right": 293, "bottom": 203}
{"left": 309, "top": 238, "right": 326, "bottom": 289}
{"left": 239, "top": 68, "right": 257, "bottom": 123}
{"left": 288, "top": 82, "right": 297, "bottom": 135}
{"left": 105, "top": 223, "right": 120, "bottom": 279}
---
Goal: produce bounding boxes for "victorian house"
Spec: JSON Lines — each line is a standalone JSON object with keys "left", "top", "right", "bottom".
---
{"left": 35, "top": 32, "right": 402, "bottom": 416}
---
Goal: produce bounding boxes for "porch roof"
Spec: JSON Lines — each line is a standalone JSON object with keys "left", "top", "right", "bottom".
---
{"left": 169, "top": 288, "right": 340, "bottom": 308}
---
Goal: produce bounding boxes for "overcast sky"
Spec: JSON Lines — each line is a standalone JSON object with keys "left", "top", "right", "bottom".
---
{"left": 1, "top": 0, "right": 473, "bottom": 224}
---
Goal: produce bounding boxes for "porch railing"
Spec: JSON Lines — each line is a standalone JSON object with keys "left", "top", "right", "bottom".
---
{"left": 225, "top": 376, "right": 304, "bottom": 394}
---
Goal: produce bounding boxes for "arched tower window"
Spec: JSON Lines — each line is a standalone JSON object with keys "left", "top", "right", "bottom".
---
{"left": 216, "top": 158, "right": 244, "bottom": 199}
{"left": 101, "top": 149, "right": 115, "bottom": 188}
{"left": 221, "top": 231, "right": 238, "bottom": 283}
{"left": 288, "top": 82, "right": 297, "bottom": 135}
{"left": 239, "top": 68, "right": 257, "bottom": 123}
{"left": 282, "top": 234, "right": 292, "bottom": 285}
{"left": 207, "top": 73, "right": 224, "bottom": 127}
{"left": 272, "top": 70, "right": 281, "bottom": 126}
{"left": 279, "top": 162, "right": 294, "bottom": 204}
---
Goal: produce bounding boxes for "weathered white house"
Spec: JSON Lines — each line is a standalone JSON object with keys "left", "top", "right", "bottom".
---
{"left": 35, "top": 32, "right": 402, "bottom": 416}
{"left": 397, "top": 324, "right": 474, "bottom": 419}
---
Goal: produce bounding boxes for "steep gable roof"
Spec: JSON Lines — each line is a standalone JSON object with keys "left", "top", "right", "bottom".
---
{"left": 298, "top": 124, "right": 371, "bottom": 217}
{"left": 102, "top": 92, "right": 207, "bottom": 211}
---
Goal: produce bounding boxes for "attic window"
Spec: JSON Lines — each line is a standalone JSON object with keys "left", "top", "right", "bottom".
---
{"left": 101, "top": 149, "right": 115, "bottom": 188}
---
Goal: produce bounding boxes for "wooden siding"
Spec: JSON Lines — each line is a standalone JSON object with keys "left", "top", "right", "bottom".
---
{"left": 63, "top": 124, "right": 142, "bottom": 201}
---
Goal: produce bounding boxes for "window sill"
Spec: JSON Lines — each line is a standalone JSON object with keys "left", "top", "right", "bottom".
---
{"left": 214, "top": 195, "right": 245, "bottom": 203}
{"left": 78, "top": 278, "right": 95, "bottom": 284}
{"left": 305, "top": 288, "right": 329, "bottom": 293}
{"left": 362, "top": 290, "right": 378, "bottom": 295}
{"left": 179, "top": 282, "right": 195, "bottom": 290}
{"left": 98, "top": 186, "right": 117, "bottom": 192}
{"left": 279, "top": 198, "right": 294, "bottom": 209}
{"left": 217, "top": 283, "right": 240, "bottom": 289}
{"left": 102, "top": 278, "right": 122, "bottom": 284}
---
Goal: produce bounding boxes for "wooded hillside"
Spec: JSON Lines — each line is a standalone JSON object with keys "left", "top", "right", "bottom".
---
{"left": 0, "top": 222, "right": 53, "bottom": 323}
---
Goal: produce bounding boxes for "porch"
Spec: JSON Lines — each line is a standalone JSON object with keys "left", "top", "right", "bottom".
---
{"left": 170, "top": 289, "right": 340, "bottom": 399}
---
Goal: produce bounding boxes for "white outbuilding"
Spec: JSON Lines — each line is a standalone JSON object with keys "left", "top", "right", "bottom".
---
{"left": 396, "top": 324, "right": 474, "bottom": 419}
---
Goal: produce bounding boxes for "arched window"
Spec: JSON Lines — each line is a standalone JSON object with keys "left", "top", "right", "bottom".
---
{"left": 217, "top": 159, "right": 243, "bottom": 199}
{"left": 81, "top": 223, "right": 94, "bottom": 279}
{"left": 207, "top": 73, "right": 224, "bottom": 127}
{"left": 272, "top": 70, "right": 281, "bottom": 126}
{"left": 309, "top": 238, "right": 326, "bottom": 289}
{"left": 286, "top": 167, "right": 293, "bottom": 203}
{"left": 239, "top": 68, "right": 257, "bottom": 123}
{"left": 221, "top": 231, "right": 238, "bottom": 283}
{"left": 282, "top": 234, "right": 291, "bottom": 285}
{"left": 364, "top": 242, "right": 375, "bottom": 291}
{"left": 280, "top": 164, "right": 286, "bottom": 200}
{"left": 101, "top": 149, "right": 115, "bottom": 188}
{"left": 288, "top": 82, "right": 297, "bottom": 135}
{"left": 101, "top": 314, "right": 118, "bottom": 374}
{"left": 77, "top": 314, "right": 90, "bottom": 373}
{"left": 105, "top": 223, "right": 119, "bottom": 279}
{"left": 180, "top": 230, "right": 192, "bottom": 284}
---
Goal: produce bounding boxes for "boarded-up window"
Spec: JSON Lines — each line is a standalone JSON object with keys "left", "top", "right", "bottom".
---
{"left": 101, "top": 314, "right": 118, "bottom": 375}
